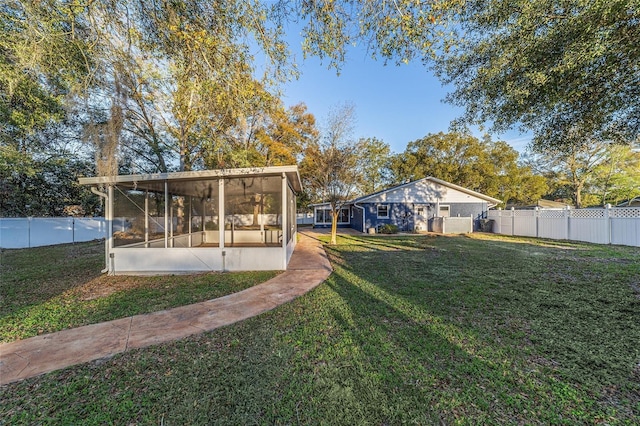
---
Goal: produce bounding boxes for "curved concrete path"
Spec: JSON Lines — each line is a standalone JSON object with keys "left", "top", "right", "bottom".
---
{"left": 0, "top": 232, "right": 331, "bottom": 385}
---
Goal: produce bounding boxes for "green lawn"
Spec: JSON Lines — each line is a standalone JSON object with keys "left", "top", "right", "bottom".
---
{"left": 1, "top": 234, "right": 639, "bottom": 424}
{"left": 0, "top": 241, "right": 278, "bottom": 342}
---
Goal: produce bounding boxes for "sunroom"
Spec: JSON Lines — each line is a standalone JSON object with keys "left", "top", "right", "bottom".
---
{"left": 79, "top": 166, "right": 301, "bottom": 275}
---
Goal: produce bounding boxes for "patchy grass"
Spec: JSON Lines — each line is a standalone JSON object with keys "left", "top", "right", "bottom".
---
{"left": 1, "top": 234, "right": 639, "bottom": 424}
{"left": 0, "top": 241, "right": 278, "bottom": 342}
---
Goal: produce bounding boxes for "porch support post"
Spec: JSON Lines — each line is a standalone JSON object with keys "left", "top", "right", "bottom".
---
{"left": 107, "top": 184, "right": 114, "bottom": 273}
{"left": 188, "top": 196, "right": 193, "bottom": 247}
{"left": 281, "top": 173, "right": 287, "bottom": 270}
{"left": 164, "top": 180, "right": 169, "bottom": 248}
{"left": 144, "top": 190, "right": 149, "bottom": 247}
{"left": 169, "top": 194, "right": 174, "bottom": 245}
{"left": 218, "top": 179, "right": 225, "bottom": 250}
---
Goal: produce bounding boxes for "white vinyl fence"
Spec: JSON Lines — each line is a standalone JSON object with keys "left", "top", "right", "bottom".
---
{"left": 431, "top": 216, "right": 474, "bottom": 234}
{"left": 296, "top": 212, "right": 314, "bottom": 225}
{"left": 0, "top": 217, "right": 107, "bottom": 249}
{"left": 488, "top": 206, "right": 640, "bottom": 247}
{"left": 1, "top": 213, "right": 315, "bottom": 249}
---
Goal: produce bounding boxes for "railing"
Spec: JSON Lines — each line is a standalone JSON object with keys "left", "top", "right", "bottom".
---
{"left": 487, "top": 206, "right": 640, "bottom": 247}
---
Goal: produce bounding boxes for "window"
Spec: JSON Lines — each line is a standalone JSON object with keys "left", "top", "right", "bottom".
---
{"left": 439, "top": 205, "right": 450, "bottom": 217}
{"left": 377, "top": 205, "right": 389, "bottom": 218}
{"left": 416, "top": 207, "right": 424, "bottom": 216}
{"left": 315, "top": 207, "right": 350, "bottom": 224}
{"left": 339, "top": 208, "right": 350, "bottom": 223}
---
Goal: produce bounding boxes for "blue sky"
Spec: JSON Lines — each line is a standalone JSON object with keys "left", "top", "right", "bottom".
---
{"left": 279, "top": 34, "right": 532, "bottom": 155}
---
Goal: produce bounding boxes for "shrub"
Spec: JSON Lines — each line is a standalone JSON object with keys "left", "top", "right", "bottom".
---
{"left": 379, "top": 224, "right": 399, "bottom": 234}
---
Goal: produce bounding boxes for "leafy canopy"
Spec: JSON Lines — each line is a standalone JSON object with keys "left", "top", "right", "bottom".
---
{"left": 437, "top": 0, "right": 640, "bottom": 150}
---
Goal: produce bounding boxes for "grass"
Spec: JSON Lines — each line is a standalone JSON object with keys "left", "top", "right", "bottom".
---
{"left": 1, "top": 233, "right": 639, "bottom": 424}
{"left": 0, "top": 241, "right": 279, "bottom": 342}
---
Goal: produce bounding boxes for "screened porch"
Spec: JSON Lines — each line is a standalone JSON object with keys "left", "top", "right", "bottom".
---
{"left": 79, "top": 166, "right": 300, "bottom": 275}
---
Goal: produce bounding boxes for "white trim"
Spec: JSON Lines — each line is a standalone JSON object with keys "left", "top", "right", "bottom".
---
{"left": 314, "top": 207, "right": 350, "bottom": 225}
{"left": 218, "top": 178, "right": 225, "bottom": 251}
{"left": 377, "top": 204, "right": 389, "bottom": 219}
{"left": 281, "top": 173, "right": 287, "bottom": 270}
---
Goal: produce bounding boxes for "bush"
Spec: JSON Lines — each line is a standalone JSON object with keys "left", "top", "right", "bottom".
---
{"left": 379, "top": 224, "right": 399, "bottom": 234}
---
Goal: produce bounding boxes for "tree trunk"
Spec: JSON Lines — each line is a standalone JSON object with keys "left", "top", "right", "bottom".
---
{"left": 574, "top": 180, "right": 583, "bottom": 209}
{"left": 330, "top": 210, "right": 338, "bottom": 245}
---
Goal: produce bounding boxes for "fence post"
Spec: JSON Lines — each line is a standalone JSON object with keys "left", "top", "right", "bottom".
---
{"left": 469, "top": 214, "right": 473, "bottom": 233}
{"left": 605, "top": 204, "right": 611, "bottom": 244}
{"left": 511, "top": 207, "right": 515, "bottom": 236}
{"left": 28, "top": 216, "right": 32, "bottom": 248}
{"left": 534, "top": 207, "right": 540, "bottom": 238}
{"left": 564, "top": 206, "right": 571, "bottom": 240}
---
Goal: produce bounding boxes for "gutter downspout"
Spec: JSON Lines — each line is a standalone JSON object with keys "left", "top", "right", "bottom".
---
{"left": 353, "top": 203, "right": 366, "bottom": 233}
{"left": 91, "top": 187, "right": 109, "bottom": 273}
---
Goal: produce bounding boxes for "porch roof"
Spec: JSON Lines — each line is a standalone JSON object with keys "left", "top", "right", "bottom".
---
{"left": 78, "top": 165, "right": 303, "bottom": 194}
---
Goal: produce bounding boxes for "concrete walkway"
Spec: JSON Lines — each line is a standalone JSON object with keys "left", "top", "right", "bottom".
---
{"left": 0, "top": 231, "right": 331, "bottom": 386}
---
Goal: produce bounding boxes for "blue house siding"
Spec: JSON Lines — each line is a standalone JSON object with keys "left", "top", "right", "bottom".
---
{"left": 360, "top": 202, "right": 415, "bottom": 232}
{"left": 358, "top": 201, "right": 489, "bottom": 232}
{"left": 352, "top": 205, "right": 364, "bottom": 232}
{"left": 311, "top": 177, "right": 500, "bottom": 232}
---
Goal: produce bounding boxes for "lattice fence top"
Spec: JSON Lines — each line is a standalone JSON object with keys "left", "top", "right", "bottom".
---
{"left": 514, "top": 210, "right": 535, "bottom": 217}
{"left": 539, "top": 209, "right": 566, "bottom": 218}
{"left": 570, "top": 209, "right": 605, "bottom": 219}
{"left": 611, "top": 207, "right": 640, "bottom": 218}
{"left": 489, "top": 207, "right": 640, "bottom": 219}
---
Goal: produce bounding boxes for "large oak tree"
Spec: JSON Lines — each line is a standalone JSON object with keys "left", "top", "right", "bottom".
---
{"left": 437, "top": 0, "right": 640, "bottom": 151}
{"left": 388, "top": 132, "right": 548, "bottom": 206}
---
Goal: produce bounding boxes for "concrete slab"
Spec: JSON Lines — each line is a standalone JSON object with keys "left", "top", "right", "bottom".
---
{"left": 0, "top": 232, "right": 331, "bottom": 385}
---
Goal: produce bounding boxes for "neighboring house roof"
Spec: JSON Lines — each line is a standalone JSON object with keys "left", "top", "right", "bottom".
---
{"left": 312, "top": 177, "right": 501, "bottom": 208}
{"left": 616, "top": 196, "right": 640, "bottom": 207}
{"left": 506, "top": 199, "right": 573, "bottom": 210}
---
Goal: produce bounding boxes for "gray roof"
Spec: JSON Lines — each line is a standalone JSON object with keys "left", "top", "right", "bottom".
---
{"left": 312, "top": 177, "right": 501, "bottom": 207}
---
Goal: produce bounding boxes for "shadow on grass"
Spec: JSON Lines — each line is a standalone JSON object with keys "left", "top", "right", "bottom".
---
{"left": 0, "top": 241, "right": 278, "bottom": 342}
{"left": 321, "top": 234, "right": 640, "bottom": 422}
{"left": 319, "top": 263, "right": 603, "bottom": 424}
{"left": 0, "top": 241, "right": 105, "bottom": 312}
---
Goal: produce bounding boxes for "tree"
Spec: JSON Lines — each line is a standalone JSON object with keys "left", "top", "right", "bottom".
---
{"left": 300, "top": 104, "right": 361, "bottom": 244}
{"left": 287, "top": 0, "right": 458, "bottom": 69}
{"left": 204, "top": 102, "right": 318, "bottom": 169}
{"left": 2, "top": 1, "right": 295, "bottom": 173}
{"left": 357, "top": 137, "right": 392, "bottom": 195}
{"left": 526, "top": 141, "right": 608, "bottom": 208}
{"left": 388, "top": 132, "right": 548, "bottom": 206}
{"left": 593, "top": 144, "right": 640, "bottom": 205}
{"left": 527, "top": 140, "right": 640, "bottom": 207}
{"left": 437, "top": 1, "right": 640, "bottom": 151}
{"left": 0, "top": 0, "right": 92, "bottom": 144}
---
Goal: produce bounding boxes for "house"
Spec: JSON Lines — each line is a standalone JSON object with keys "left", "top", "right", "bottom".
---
{"left": 312, "top": 177, "right": 500, "bottom": 233}
{"left": 79, "top": 166, "right": 301, "bottom": 275}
